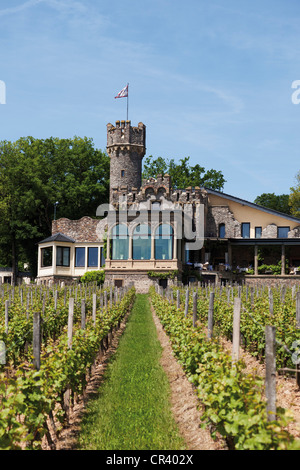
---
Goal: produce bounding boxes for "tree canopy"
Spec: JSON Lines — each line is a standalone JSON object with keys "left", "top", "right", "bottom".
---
{"left": 254, "top": 193, "right": 292, "bottom": 216}
{"left": 0, "top": 136, "right": 109, "bottom": 280}
{"left": 290, "top": 171, "right": 300, "bottom": 218}
{"left": 142, "top": 155, "right": 226, "bottom": 191}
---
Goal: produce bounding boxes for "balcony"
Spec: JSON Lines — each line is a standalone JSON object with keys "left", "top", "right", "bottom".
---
{"left": 105, "top": 259, "right": 182, "bottom": 272}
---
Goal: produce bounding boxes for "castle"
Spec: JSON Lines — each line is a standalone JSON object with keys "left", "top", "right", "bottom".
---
{"left": 37, "top": 120, "right": 300, "bottom": 291}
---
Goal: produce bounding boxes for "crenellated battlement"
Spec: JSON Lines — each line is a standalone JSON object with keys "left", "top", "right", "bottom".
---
{"left": 107, "top": 120, "right": 145, "bottom": 151}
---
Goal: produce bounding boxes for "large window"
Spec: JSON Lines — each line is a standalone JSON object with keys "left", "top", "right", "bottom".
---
{"left": 88, "top": 247, "right": 99, "bottom": 267}
{"left": 241, "top": 223, "right": 250, "bottom": 238}
{"left": 75, "top": 247, "right": 85, "bottom": 267}
{"left": 41, "top": 247, "right": 52, "bottom": 267}
{"left": 111, "top": 224, "right": 129, "bottom": 260}
{"left": 56, "top": 246, "right": 70, "bottom": 267}
{"left": 278, "top": 226, "right": 290, "bottom": 238}
{"left": 132, "top": 224, "right": 151, "bottom": 260}
{"left": 155, "top": 224, "right": 173, "bottom": 260}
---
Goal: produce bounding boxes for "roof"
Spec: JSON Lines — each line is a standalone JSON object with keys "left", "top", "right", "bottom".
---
{"left": 39, "top": 232, "right": 76, "bottom": 244}
{"left": 204, "top": 188, "right": 300, "bottom": 224}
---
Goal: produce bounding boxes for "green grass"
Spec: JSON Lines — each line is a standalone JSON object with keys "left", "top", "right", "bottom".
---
{"left": 77, "top": 294, "right": 186, "bottom": 450}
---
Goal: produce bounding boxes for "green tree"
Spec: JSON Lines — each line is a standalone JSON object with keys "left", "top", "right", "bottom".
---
{"left": 142, "top": 155, "right": 226, "bottom": 191}
{"left": 254, "top": 193, "right": 292, "bottom": 215}
{"left": 0, "top": 136, "right": 109, "bottom": 282}
{"left": 290, "top": 172, "right": 300, "bottom": 218}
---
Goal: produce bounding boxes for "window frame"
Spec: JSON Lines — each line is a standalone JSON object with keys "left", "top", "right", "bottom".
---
{"left": 111, "top": 224, "right": 129, "bottom": 260}
{"left": 255, "top": 226, "right": 262, "bottom": 239}
{"left": 41, "top": 246, "right": 53, "bottom": 267}
{"left": 219, "top": 223, "right": 226, "bottom": 238}
{"left": 277, "top": 226, "right": 290, "bottom": 238}
{"left": 154, "top": 223, "right": 174, "bottom": 260}
{"left": 56, "top": 246, "right": 70, "bottom": 267}
{"left": 75, "top": 247, "right": 85, "bottom": 267}
{"left": 132, "top": 224, "right": 151, "bottom": 260}
{"left": 241, "top": 222, "right": 250, "bottom": 239}
{"left": 88, "top": 247, "right": 99, "bottom": 268}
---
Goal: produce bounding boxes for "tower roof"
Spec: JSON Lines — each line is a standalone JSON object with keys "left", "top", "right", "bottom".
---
{"left": 39, "top": 232, "right": 76, "bottom": 244}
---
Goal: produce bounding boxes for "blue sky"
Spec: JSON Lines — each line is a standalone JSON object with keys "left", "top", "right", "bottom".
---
{"left": 1, "top": 0, "right": 300, "bottom": 203}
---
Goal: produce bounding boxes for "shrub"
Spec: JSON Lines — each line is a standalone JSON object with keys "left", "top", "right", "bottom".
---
{"left": 80, "top": 270, "right": 105, "bottom": 285}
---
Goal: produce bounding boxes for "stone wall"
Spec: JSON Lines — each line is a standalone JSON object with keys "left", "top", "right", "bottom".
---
{"left": 105, "top": 271, "right": 178, "bottom": 293}
{"left": 262, "top": 223, "right": 277, "bottom": 238}
{"left": 289, "top": 226, "right": 300, "bottom": 238}
{"left": 206, "top": 205, "right": 240, "bottom": 238}
{"left": 244, "top": 275, "right": 300, "bottom": 288}
{"left": 105, "top": 271, "right": 155, "bottom": 293}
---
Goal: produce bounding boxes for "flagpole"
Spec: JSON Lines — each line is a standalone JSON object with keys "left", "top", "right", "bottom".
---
{"left": 127, "top": 83, "right": 129, "bottom": 121}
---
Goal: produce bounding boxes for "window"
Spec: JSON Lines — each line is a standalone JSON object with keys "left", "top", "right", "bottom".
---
{"left": 255, "top": 227, "right": 262, "bottom": 239}
{"left": 219, "top": 223, "right": 226, "bottom": 238}
{"left": 88, "top": 247, "right": 99, "bottom": 267}
{"left": 111, "top": 224, "right": 129, "bottom": 260}
{"left": 155, "top": 224, "right": 173, "bottom": 260}
{"left": 121, "top": 170, "right": 125, "bottom": 177}
{"left": 41, "top": 247, "right": 52, "bottom": 267}
{"left": 132, "top": 224, "right": 151, "bottom": 260}
{"left": 278, "top": 227, "right": 290, "bottom": 238}
{"left": 56, "top": 246, "right": 70, "bottom": 267}
{"left": 75, "top": 247, "right": 85, "bottom": 267}
{"left": 100, "top": 247, "right": 105, "bottom": 267}
{"left": 241, "top": 223, "right": 250, "bottom": 238}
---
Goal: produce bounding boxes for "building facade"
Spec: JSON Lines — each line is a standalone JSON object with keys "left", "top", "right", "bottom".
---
{"left": 37, "top": 120, "right": 300, "bottom": 291}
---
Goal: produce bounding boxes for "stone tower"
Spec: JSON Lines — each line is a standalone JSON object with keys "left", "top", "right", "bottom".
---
{"left": 106, "top": 120, "right": 146, "bottom": 203}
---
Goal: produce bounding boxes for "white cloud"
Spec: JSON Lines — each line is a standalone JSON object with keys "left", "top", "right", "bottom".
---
{"left": 0, "top": 0, "right": 43, "bottom": 17}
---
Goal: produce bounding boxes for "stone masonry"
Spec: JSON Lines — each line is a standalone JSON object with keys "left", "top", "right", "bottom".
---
{"left": 107, "top": 120, "right": 146, "bottom": 204}
{"left": 52, "top": 217, "right": 107, "bottom": 242}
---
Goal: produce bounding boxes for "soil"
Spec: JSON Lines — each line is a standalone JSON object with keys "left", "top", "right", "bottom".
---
{"left": 43, "top": 296, "right": 300, "bottom": 450}
{"left": 151, "top": 307, "right": 226, "bottom": 450}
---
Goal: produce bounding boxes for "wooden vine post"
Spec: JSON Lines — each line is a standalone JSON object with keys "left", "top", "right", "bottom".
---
{"left": 232, "top": 297, "right": 241, "bottom": 365}
{"left": 92, "top": 293, "right": 97, "bottom": 326}
{"left": 67, "top": 297, "right": 74, "bottom": 350}
{"left": 207, "top": 292, "right": 214, "bottom": 340}
{"left": 268, "top": 288, "right": 274, "bottom": 316}
{"left": 81, "top": 298, "right": 86, "bottom": 330}
{"left": 64, "top": 297, "right": 74, "bottom": 423}
{"left": 5, "top": 300, "right": 9, "bottom": 335}
{"left": 265, "top": 325, "right": 277, "bottom": 422}
{"left": 176, "top": 290, "right": 180, "bottom": 309}
{"left": 33, "top": 311, "right": 41, "bottom": 371}
{"left": 193, "top": 292, "right": 198, "bottom": 327}
{"left": 296, "top": 292, "right": 300, "bottom": 388}
{"left": 184, "top": 288, "right": 189, "bottom": 317}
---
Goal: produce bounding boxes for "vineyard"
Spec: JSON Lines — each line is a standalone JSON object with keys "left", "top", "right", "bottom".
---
{"left": 150, "top": 283, "right": 300, "bottom": 450}
{"left": 0, "top": 283, "right": 135, "bottom": 450}
{"left": 1, "top": 281, "right": 300, "bottom": 450}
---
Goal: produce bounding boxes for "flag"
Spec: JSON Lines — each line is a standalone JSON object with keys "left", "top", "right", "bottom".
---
{"left": 115, "top": 84, "right": 128, "bottom": 99}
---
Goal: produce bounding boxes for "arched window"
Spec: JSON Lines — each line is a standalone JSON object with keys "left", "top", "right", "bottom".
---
{"left": 219, "top": 223, "right": 226, "bottom": 238}
{"left": 155, "top": 224, "right": 173, "bottom": 260}
{"left": 111, "top": 224, "right": 129, "bottom": 260}
{"left": 132, "top": 224, "right": 151, "bottom": 260}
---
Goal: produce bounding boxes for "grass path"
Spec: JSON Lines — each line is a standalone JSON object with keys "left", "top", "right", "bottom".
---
{"left": 77, "top": 294, "right": 186, "bottom": 451}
